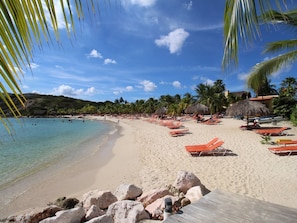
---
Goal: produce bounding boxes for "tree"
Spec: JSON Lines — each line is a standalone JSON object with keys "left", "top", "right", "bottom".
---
{"left": 223, "top": 0, "right": 296, "bottom": 93}
{"left": 195, "top": 80, "right": 227, "bottom": 114}
{"left": 0, "top": 1, "right": 99, "bottom": 130}
{"left": 273, "top": 77, "right": 297, "bottom": 119}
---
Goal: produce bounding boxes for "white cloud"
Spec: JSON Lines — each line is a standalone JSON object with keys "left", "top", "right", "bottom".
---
{"left": 104, "top": 58, "right": 117, "bottom": 65}
{"left": 27, "top": 63, "right": 39, "bottom": 69}
{"left": 43, "top": 0, "right": 70, "bottom": 29}
{"left": 155, "top": 28, "right": 189, "bottom": 54}
{"left": 140, "top": 80, "right": 157, "bottom": 92}
{"left": 53, "top": 84, "right": 96, "bottom": 97}
{"left": 184, "top": 1, "right": 193, "bottom": 10}
{"left": 172, "top": 81, "right": 182, "bottom": 88}
{"left": 129, "top": 0, "right": 156, "bottom": 7}
{"left": 85, "top": 87, "right": 96, "bottom": 95}
{"left": 238, "top": 72, "right": 249, "bottom": 81}
{"left": 88, "top": 49, "right": 103, "bottom": 59}
{"left": 126, "top": 86, "right": 133, "bottom": 91}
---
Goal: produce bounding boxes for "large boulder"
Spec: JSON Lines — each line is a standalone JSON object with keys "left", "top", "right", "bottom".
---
{"left": 106, "top": 200, "right": 150, "bottom": 223}
{"left": 39, "top": 206, "right": 85, "bottom": 223}
{"left": 137, "top": 188, "right": 172, "bottom": 207}
{"left": 85, "top": 205, "right": 105, "bottom": 221}
{"left": 84, "top": 215, "right": 112, "bottom": 223}
{"left": 145, "top": 195, "right": 177, "bottom": 220}
{"left": 83, "top": 190, "right": 117, "bottom": 210}
{"left": 185, "top": 186, "right": 205, "bottom": 203}
{"left": 115, "top": 184, "right": 143, "bottom": 201}
{"left": 173, "top": 171, "right": 209, "bottom": 194}
{"left": 6, "top": 206, "right": 62, "bottom": 223}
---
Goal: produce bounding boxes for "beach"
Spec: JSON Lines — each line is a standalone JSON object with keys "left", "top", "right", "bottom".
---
{"left": 1, "top": 116, "right": 297, "bottom": 218}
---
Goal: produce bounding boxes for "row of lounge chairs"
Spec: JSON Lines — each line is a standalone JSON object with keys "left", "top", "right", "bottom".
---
{"left": 268, "top": 139, "right": 297, "bottom": 156}
{"left": 184, "top": 137, "right": 297, "bottom": 157}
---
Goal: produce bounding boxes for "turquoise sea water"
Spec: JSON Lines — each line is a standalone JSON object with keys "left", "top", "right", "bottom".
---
{"left": 0, "top": 117, "right": 115, "bottom": 193}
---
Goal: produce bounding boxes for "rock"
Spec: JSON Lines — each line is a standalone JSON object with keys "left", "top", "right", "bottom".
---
{"left": 6, "top": 206, "right": 62, "bottom": 223}
{"left": 145, "top": 195, "right": 178, "bottom": 220}
{"left": 137, "top": 188, "right": 172, "bottom": 207}
{"left": 39, "top": 206, "right": 85, "bottom": 223}
{"left": 106, "top": 200, "right": 150, "bottom": 223}
{"left": 185, "top": 186, "right": 205, "bottom": 203}
{"left": 115, "top": 184, "right": 143, "bottom": 200}
{"left": 84, "top": 215, "right": 112, "bottom": 223}
{"left": 83, "top": 190, "right": 117, "bottom": 210}
{"left": 52, "top": 197, "right": 79, "bottom": 209}
{"left": 173, "top": 171, "right": 203, "bottom": 194}
{"left": 180, "top": 197, "right": 191, "bottom": 207}
{"left": 85, "top": 205, "right": 105, "bottom": 221}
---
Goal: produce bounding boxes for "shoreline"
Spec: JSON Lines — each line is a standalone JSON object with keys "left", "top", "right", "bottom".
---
{"left": 0, "top": 117, "right": 124, "bottom": 218}
{"left": 1, "top": 116, "right": 297, "bottom": 219}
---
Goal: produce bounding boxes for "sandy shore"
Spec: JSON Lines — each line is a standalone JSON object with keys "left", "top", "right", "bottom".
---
{"left": 1, "top": 116, "right": 297, "bottom": 218}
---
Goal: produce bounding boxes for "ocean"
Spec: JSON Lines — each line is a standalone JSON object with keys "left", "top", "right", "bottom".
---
{"left": 0, "top": 117, "right": 117, "bottom": 208}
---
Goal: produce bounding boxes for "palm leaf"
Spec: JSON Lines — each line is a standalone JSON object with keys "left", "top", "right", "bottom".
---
{"left": 247, "top": 49, "right": 297, "bottom": 91}
{"left": 0, "top": 0, "right": 101, "bottom": 130}
{"left": 222, "top": 0, "right": 286, "bottom": 71}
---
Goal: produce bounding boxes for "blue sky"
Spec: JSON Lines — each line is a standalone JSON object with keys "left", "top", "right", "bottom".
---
{"left": 17, "top": 0, "right": 297, "bottom": 102}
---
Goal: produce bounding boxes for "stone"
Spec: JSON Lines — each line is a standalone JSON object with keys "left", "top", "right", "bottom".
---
{"left": 137, "top": 188, "right": 172, "bottom": 207}
{"left": 83, "top": 190, "right": 117, "bottom": 210}
{"left": 185, "top": 185, "right": 204, "bottom": 203}
{"left": 39, "top": 206, "right": 85, "bottom": 223}
{"left": 106, "top": 200, "right": 150, "bottom": 223}
{"left": 145, "top": 195, "right": 177, "bottom": 220}
{"left": 85, "top": 205, "right": 105, "bottom": 221}
{"left": 6, "top": 206, "right": 62, "bottom": 223}
{"left": 52, "top": 197, "right": 79, "bottom": 209}
{"left": 115, "top": 184, "right": 143, "bottom": 200}
{"left": 84, "top": 215, "right": 112, "bottom": 223}
{"left": 173, "top": 171, "right": 202, "bottom": 194}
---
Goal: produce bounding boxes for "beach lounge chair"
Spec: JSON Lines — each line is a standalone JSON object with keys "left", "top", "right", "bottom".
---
{"left": 185, "top": 137, "right": 219, "bottom": 150}
{"left": 254, "top": 127, "right": 288, "bottom": 136}
{"left": 268, "top": 145, "right": 297, "bottom": 156}
{"left": 185, "top": 139, "right": 230, "bottom": 156}
{"left": 275, "top": 139, "right": 297, "bottom": 146}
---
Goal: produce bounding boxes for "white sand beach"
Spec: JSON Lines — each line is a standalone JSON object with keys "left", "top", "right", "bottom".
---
{"left": 1, "top": 116, "right": 297, "bottom": 218}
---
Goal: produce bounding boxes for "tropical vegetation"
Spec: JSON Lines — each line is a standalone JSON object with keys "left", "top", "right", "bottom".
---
{"left": 1, "top": 0, "right": 297, "bottom": 127}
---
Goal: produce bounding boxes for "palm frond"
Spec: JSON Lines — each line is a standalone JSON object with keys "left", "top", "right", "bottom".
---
{"left": 260, "top": 9, "right": 297, "bottom": 27}
{"left": 264, "top": 39, "right": 297, "bottom": 54}
{"left": 0, "top": 1, "right": 100, "bottom": 127}
{"left": 222, "top": 0, "right": 286, "bottom": 71}
{"left": 247, "top": 49, "right": 297, "bottom": 90}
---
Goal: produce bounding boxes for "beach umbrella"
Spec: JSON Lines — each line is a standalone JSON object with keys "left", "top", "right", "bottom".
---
{"left": 226, "top": 99, "right": 270, "bottom": 124}
{"left": 154, "top": 107, "right": 167, "bottom": 115}
{"left": 184, "top": 103, "right": 209, "bottom": 114}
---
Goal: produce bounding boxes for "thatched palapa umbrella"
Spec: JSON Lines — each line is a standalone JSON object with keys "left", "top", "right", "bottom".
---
{"left": 155, "top": 107, "right": 167, "bottom": 116}
{"left": 226, "top": 99, "right": 270, "bottom": 125}
{"left": 185, "top": 103, "right": 209, "bottom": 114}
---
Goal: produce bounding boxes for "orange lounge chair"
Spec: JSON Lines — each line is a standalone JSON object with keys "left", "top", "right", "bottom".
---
{"left": 254, "top": 127, "right": 288, "bottom": 136}
{"left": 185, "top": 137, "right": 219, "bottom": 150}
{"left": 268, "top": 145, "right": 297, "bottom": 156}
{"left": 276, "top": 139, "right": 297, "bottom": 146}
{"left": 169, "top": 129, "right": 189, "bottom": 137}
{"left": 185, "top": 139, "right": 230, "bottom": 156}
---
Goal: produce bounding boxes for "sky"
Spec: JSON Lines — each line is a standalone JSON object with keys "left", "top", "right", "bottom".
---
{"left": 14, "top": 0, "right": 297, "bottom": 102}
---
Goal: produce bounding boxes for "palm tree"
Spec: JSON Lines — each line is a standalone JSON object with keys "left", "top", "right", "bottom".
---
{"left": 1, "top": 1, "right": 98, "bottom": 129}
{"left": 223, "top": 1, "right": 296, "bottom": 91}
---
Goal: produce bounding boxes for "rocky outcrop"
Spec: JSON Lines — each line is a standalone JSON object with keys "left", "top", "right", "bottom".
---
{"left": 3, "top": 171, "right": 210, "bottom": 223}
